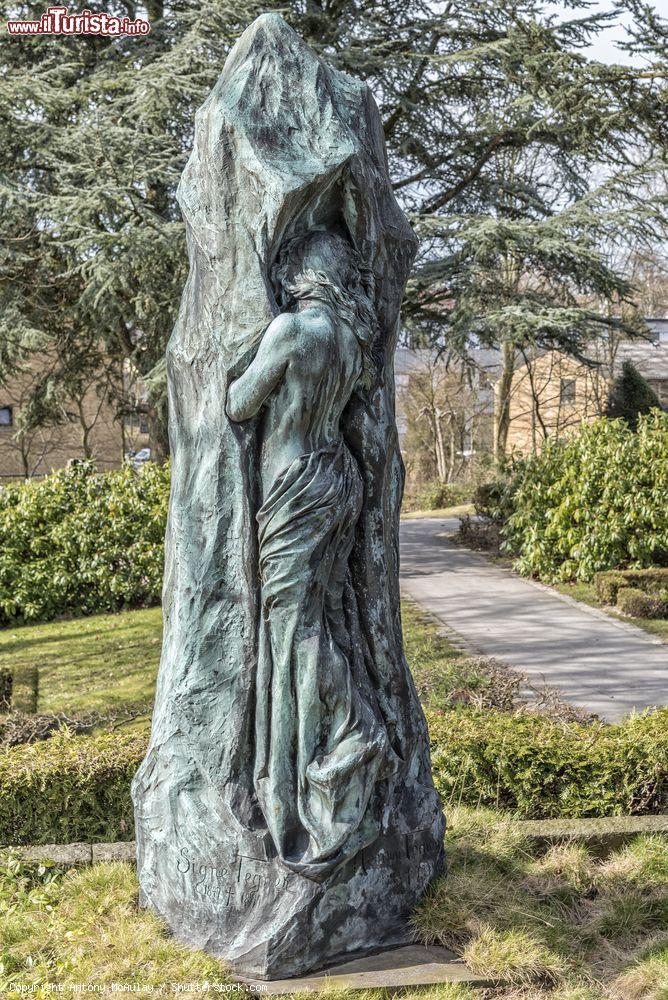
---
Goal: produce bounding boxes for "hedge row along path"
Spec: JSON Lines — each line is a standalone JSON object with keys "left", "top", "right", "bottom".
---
{"left": 400, "top": 517, "right": 668, "bottom": 723}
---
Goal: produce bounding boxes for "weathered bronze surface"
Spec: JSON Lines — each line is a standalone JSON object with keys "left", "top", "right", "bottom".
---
{"left": 132, "top": 13, "right": 445, "bottom": 979}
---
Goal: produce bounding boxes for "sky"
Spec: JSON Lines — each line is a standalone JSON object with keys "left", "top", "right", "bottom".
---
{"left": 547, "top": 0, "right": 665, "bottom": 65}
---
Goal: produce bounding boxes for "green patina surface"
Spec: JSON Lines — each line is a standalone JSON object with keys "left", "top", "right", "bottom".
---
{"left": 129, "top": 13, "right": 444, "bottom": 979}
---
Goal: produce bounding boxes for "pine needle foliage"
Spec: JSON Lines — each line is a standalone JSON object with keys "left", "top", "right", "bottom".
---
{"left": 1, "top": 1, "right": 667, "bottom": 453}
{"left": 606, "top": 359, "right": 663, "bottom": 427}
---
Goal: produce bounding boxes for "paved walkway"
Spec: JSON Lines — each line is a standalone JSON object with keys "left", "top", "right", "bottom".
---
{"left": 400, "top": 517, "right": 667, "bottom": 722}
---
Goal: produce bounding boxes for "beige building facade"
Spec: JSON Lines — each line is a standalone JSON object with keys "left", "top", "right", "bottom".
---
{"left": 504, "top": 351, "right": 607, "bottom": 453}
{"left": 505, "top": 320, "right": 668, "bottom": 453}
{"left": 0, "top": 360, "right": 149, "bottom": 480}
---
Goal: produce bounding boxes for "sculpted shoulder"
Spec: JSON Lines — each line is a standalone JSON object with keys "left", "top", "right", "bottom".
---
{"left": 264, "top": 310, "right": 299, "bottom": 346}
{"left": 267, "top": 307, "right": 334, "bottom": 363}
{"left": 294, "top": 304, "right": 336, "bottom": 338}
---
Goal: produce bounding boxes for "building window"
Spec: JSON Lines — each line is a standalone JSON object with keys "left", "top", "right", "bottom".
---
{"left": 0, "top": 406, "right": 12, "bottom": 427}
{"left": 560, "top": 379, "right": 576, "bottom": 405}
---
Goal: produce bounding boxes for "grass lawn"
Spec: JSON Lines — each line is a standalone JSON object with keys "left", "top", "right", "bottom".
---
{"left": 0, "top": 601, "right": 470, "bottom": 730}
{"left": 402, "top": 600, "right": 463, "bottom": 669}
{"left": 1, "top": 608, "right": 667, "bottom": 996}
{"left": 555, "top": 581, "right": 668, "bottom": 643}
{"left": 401, "top": 502, "right": 475, "bottom": 520}
{"left": 2, "top": 806, "right": 666, "bottom": 998}
{"left": 0, "top": 607, "right": 162, "bottom": 722}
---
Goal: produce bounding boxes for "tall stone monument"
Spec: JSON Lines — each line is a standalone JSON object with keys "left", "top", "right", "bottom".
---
{"left": 132, "top": 13, "right": 445, "bottom": 980}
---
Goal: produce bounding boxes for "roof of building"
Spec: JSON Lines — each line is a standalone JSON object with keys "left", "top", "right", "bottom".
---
{"left": 395, "top": 319, "right": 668, "bottom": 382}
{"left": 617, "top": 319, "right": 668, "bottom": 381}
{"left": 647, "top": 317, "right": 668, "bottom": 339}
{"left": 394, "top": 345, "right": 502, "bottom": 377}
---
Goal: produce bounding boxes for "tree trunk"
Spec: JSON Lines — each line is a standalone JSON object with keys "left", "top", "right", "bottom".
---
{"left": 146, "top": 399, "right": 169, "bottom": 464}
{"left": 494, "top": 341, "right": 515, "bottom": 460}
{"left": 447, "top": 421, "right": 456, "bottom": 482}
{"left": 77, "top": 401, "right": 93, "bottom": 460}
{"left": 20, "top": 438, "right": 30, "bottom": 479}
{"left": 433, "top": 411, "right": 449, "bottom": 482}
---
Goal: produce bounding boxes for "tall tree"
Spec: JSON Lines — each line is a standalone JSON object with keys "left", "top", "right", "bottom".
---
{"left": 1, "top": 0, "right": 666, "bottom": 460}
{"left": 1, "top": 0, "right": 274, "bottom": 461}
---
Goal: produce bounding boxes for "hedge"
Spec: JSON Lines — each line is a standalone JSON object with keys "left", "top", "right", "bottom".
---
{"left": 2, "top": 709, "right": 667, "bottom": 845}
{"left": 595, "top": 567, "right": 668, "bottom": 605}
{"left": 428, "top": 709, "right": 668, "bottom": 818}
{"left": 0, "top": 731, "right": 143, "bottom": 845}
{"left": 616, "top": 586, "right": 668, "bottom": 619}
{"left": 0, "top": 461, "right": 169, "bottom": 623}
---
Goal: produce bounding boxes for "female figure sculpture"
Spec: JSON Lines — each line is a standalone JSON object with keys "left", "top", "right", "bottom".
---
{"left": 227, "top": 232, "right": 389, "bottom": 879}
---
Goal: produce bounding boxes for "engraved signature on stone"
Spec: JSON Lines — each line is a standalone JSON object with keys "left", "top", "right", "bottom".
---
{"left": 176, "top": 846, "right": 297, "bottom": 906}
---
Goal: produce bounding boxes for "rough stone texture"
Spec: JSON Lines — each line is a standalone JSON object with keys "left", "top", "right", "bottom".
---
{"left": 3, "top": 843, "right": 92, "bottom": 866}
{"left": 7, "top": 815, "right": 668, "bottom": 869}
{"left": 91, "top": 842, "right": 137, "bottom": 863}
{"left": 131, "top": 13, "right": 445, "bottom": 981}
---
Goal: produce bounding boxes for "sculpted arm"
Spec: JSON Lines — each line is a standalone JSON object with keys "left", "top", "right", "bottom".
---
{"left": 226, "top": 314, "right": 294, "bottom": 422}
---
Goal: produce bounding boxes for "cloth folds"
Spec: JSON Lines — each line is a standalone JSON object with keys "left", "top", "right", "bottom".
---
{"left": 254, "top": 441, "right": 388, "bottom": 879}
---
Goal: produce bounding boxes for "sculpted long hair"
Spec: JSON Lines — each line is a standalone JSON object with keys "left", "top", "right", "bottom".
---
{"left": 271, "top": 232, "right": 379, "bottom": 389}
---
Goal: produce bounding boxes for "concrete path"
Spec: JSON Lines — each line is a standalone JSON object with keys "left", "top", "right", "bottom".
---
{"left": 400, "top": 517, "right": 667, "bottom": 722}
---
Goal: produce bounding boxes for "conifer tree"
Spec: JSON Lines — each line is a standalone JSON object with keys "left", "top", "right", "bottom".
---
{"left": 606, "top": 359, "right": 662, "bottom": 427}
{"left": 1, "top": 0, "right": 666, "bottom": 459}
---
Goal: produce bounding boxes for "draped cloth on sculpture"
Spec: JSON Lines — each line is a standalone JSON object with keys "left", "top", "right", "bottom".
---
{"left": 254, "top": 441, "right": 388, "bottom": 880}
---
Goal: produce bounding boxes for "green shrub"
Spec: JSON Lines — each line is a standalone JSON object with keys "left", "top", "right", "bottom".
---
{"left": 413, "top": 480, "right": 470, "bottom": 511}
{"left": 2, "top": 708, "right": 667, "bottom": 845}
{"left": 0, "top": 731, "right": 144, "bottom": 845}
{"left": 428, "top": 708, "right": 668, "bottom": 818}
{"left": 0, "top": 461, "right": 169, "bottom": 624}
{"left": 617, "top": 587, "right": 668, "bottom": 619}
{"left": 473, "top": 480, "right": 507, "bottom": 518}
{"left": 605, "top": 359, "right": 662, "bottom": 429}
{"left": 502, "top": 412, "right": 668, "bottom": 582}
{"left": 595, "top": 567, "right": 668, "bottom": 605}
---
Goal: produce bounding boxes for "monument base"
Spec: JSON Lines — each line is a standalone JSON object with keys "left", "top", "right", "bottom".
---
{"left": 136, "top": 794, "right": 445, "bottom": 980}
{"left": 237, "top": 944, "right": 498, "bottom": 993}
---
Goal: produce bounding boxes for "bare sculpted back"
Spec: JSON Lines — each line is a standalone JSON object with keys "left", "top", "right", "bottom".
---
{"left": 227, "top": 303, "right": 362, "bottom": 485}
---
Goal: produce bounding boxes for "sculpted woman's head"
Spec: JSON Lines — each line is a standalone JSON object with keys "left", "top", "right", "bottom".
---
{"left": 272, "top": 231, "right": 379, "bottom": 386}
